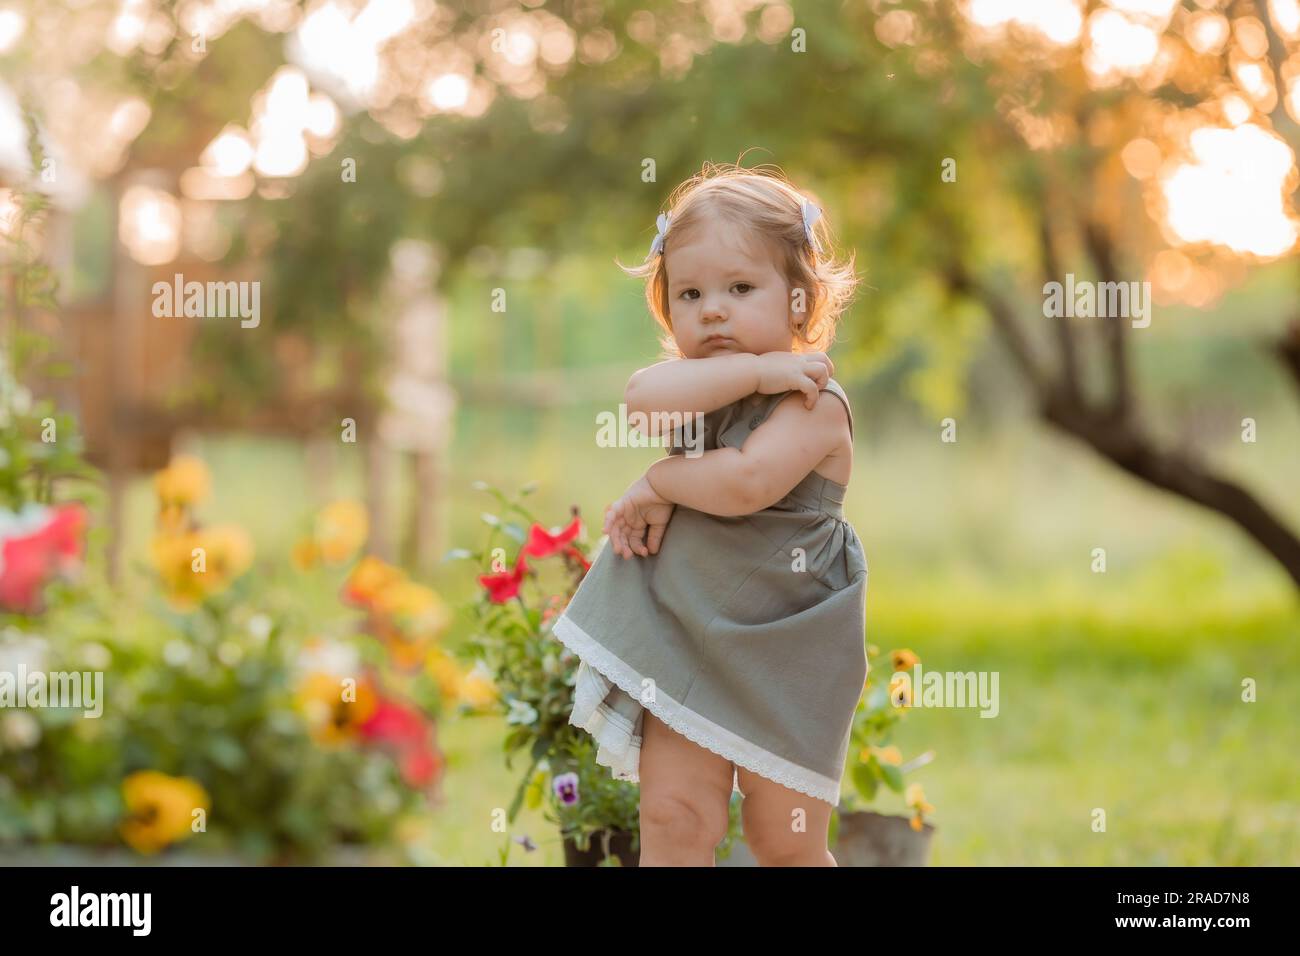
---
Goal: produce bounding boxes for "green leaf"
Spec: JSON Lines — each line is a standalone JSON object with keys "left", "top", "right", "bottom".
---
{"left": 851, "top": 762, "right": 878, "bottom": 801}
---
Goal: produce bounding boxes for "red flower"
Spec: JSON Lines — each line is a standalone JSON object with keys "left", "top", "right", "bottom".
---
{"left": 478, "top": 553, "right": 528, "bottom": 604}
{"left": 359, "top": 697, "right": 443, "bottom": 789}
{"left": 521, "top": 515, "right": 582, "bottom": 559}
{"left": 359, "top": 698, "right": 427, "bottom": 745}
{"left": 563, "top": 544, "right": 591, "bottom": 573}
{"left": 0, "top": 504, "right": 87, "bottom": 614}
{"left": 399, "top": 747, "right": 442, "bottom": 788}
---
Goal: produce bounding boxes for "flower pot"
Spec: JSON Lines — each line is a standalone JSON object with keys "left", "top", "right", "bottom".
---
{"left": 561, "top": 827, "right": 639, "bottom": 867}
{"left": 832, "top": 809, "right": 934, "bottom": 866}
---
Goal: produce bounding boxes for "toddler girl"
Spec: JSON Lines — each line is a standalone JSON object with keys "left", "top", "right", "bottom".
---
{"left": 550, "top": 162, "right": 867, "bottom": 866}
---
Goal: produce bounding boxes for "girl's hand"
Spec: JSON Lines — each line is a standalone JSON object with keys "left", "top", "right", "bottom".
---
{"left": 602, "top": 476, "right": 676, "bottom": 559}
{"left": 755, "top": 351, "right": 834, "bottom": 409}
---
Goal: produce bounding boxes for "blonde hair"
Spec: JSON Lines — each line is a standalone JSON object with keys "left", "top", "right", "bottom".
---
{"left": 618, "top": 160, "right": 859, "bottom": 359}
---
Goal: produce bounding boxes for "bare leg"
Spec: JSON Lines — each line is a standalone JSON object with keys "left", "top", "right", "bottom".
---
{"left": 735, "top": 765, "right": 837, "bottom": 866}
{"left": 637, "top": 711, "right": 734, "bottom": 866}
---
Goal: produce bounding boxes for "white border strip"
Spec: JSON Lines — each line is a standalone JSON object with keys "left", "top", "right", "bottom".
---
{"left": 551, "top": 613, "right": 843, "bottom": 805}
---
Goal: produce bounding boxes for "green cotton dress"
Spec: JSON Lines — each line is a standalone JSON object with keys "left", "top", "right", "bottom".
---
{"left": 550, "top": 378, "right": 869, "bottom": 806}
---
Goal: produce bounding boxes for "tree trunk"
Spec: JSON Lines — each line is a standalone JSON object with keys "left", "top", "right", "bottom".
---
{"left": 1040, "top": 390, "right": 1300, "bottom": 590}
{"left": 948, "top": 258, "right": 1300, "bottom": 594}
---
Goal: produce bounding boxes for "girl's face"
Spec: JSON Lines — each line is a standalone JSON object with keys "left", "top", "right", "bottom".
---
{"left": 664, "top": 217, "right": 800, "bottom": 359}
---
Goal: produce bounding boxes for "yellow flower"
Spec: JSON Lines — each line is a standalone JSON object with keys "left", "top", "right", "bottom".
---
{"left": 459, "top": 662, "right": 499, "bottom": 709}
{"left": 384, "top": 630, "right": 433, "bottom": 671}
{"left": 372, "top": 580, "right": 452, "bottom": 639}
{"left": 154, "top": 455, "right": 211, "bottom": 507}
{"left": 889, "top": 675, "right": 912, "bottom": 709}
{"left": 425, "top": 648, "right": 462, "bottom": 701}
{"left": 315, "top": 499, "right": 369, "bottom": 565}
{"left": 201, "top": 524, "right": 254, "bottom": 581}
{"left": 120, "top": 771, "right": 210, "bottom": 855}
{"left": 891, "top": 649, "right": 920, "bottom": 672}
{"left": 372, "top": 579, "right": 432, "bottom": 616}
{"left": 150, "top": 525, "right": 253, "bottom": 609}
{"left": 292, "top": 536, "right": 320, "bottom": 571}
{"left": 870, "top": 745, "right": 903, "bottom": 766}
{"left": 157, "top": 502, "right": 189, "bottom": 535}
{"left": 151, "top": 532, "right": 206, "bottom": 609}
{"left": 342, "top": 556, "right": 406, "bottom": 610}
{"left": 295, "top": 671, "right": 378, "bottom": 746}
{"left": 905, "top": 782, "right": 935, "bottom": 815}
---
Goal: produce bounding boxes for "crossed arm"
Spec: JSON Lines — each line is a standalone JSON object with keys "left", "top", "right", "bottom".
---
{"left": 602, "top": 388, "right": 850, "bottom": 558}
{"left": 623, "top": 353, "right": 763, "bottom": 435}
{"left": 649, "top": 390, "right": 847, "bottom": 514}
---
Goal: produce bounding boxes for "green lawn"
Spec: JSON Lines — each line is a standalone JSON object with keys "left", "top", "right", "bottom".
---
{"left": 108, "top": 398, "right": 1300, "bottom": 865}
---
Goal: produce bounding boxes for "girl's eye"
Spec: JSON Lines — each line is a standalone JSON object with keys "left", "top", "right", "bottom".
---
{"left": 733, "top": 283, "right": 753, "bottom": 294}
{"left": 680, "top": 289, "right": 699, "bottom": 300}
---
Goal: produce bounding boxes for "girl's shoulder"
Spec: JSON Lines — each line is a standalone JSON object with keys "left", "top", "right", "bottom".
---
{"left": 818, "top": 378, "right": 853, "bottom": 440}
{"left": 762, "top": 377, "right": 853, "bottom": 440}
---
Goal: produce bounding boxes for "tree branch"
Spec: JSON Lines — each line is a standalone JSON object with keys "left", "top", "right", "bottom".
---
{"left": 1274, "top": 315, "right": 1300, "bottom": 398}
{"left": 1038, "top": 207, "right": 1083, "bottom": 404}
{"left": 942, "top": 256, "right": 1050, "bottom": 397}
{"left": 1041, "top": 391, "right": 1300, "bottom": 590}
{"left": 1081, "top": 217, "right": 1134, "bottom": 420}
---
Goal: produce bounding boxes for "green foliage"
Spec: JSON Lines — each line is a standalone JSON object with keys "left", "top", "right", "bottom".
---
{"left": 0, "top": 579, "right": 422, "bottom": 861}
{"left": 454, "top": 479, "right": 745, "bottom": 859}
{"left": 0, "top": 152, "right": 98, "bottom": 509}
{"left": 840, "top": 644, "right": 930, "bottom": 819}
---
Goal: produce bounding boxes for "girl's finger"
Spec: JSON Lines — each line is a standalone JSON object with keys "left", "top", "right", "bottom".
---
{"left": 646, "top": 523, "right": 666, "bottom": 554}
{"left": 608, "top": 516, "right": 623, "bottom": 556}
{"left": 800, "top": 377, "right": 818, "bottom": 409}
{"left": 810, "top": 362, "right": 829, "bottom": 388}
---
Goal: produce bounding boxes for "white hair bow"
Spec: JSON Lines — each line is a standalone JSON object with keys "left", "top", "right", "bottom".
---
{"left": 801, "top": 198, "right": 822, "bottom": 251}
{"left": 646, "top": 211, "right": 671, "bottom": 260}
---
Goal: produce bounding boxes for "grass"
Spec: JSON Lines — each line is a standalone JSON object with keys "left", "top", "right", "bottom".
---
{"left": 872, "top": 582, "right": 1299, "bottom": 865}
{"left": 411, "top": 581, "right": 1298, "bottom": 866}
{"left": 104, "top": 394, "right": 1299, "bottom": 865}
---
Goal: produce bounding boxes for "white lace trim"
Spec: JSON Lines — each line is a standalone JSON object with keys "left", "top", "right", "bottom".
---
{"left": 572, "top": 660, "right": 643, "bottom": 781}
{"left": 551, "top": 613, "right": 843, "bottom": 805}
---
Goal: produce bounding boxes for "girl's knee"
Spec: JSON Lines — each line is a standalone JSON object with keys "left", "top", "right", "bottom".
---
{"left": 640, "top": 791, "right": 730, "bottom": 849}
{"left": 742, "top": 805, "right": 830, "bottom": 864}
{"left": 744, "top": 824, "right": 832, "bottom": 866}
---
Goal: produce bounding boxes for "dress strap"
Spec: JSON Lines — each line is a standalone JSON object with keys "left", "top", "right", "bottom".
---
{"left": 820, "top": 377, "right": 854, "bottom": 441}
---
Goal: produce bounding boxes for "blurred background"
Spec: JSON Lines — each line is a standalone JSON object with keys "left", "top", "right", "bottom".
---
{"left": 1, "top": 0, "right": 1297, "bottom": 866}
